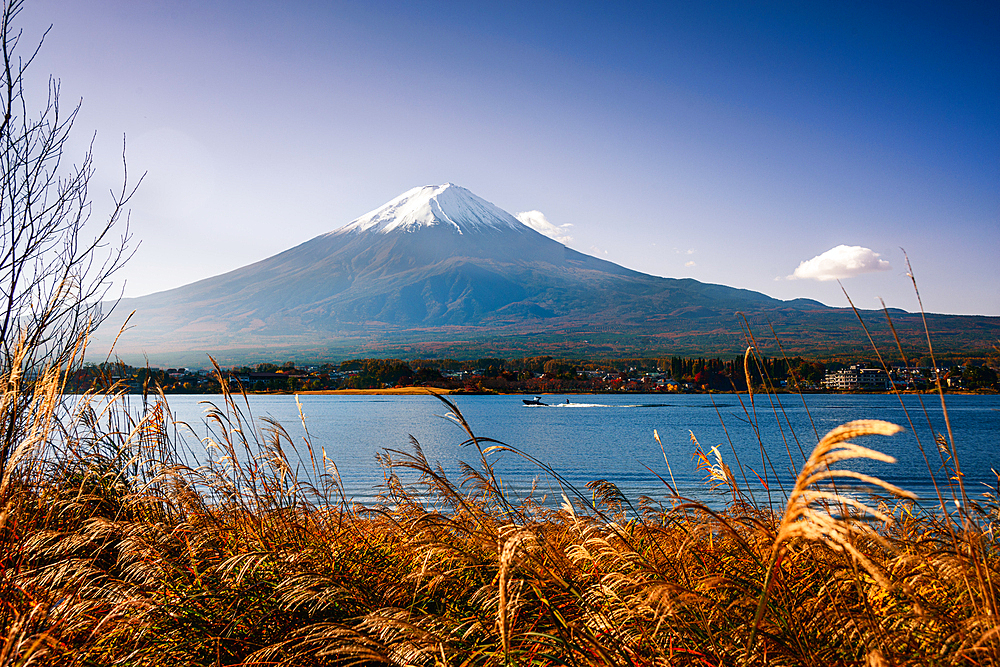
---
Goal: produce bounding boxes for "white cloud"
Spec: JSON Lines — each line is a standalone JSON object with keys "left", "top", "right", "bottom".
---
{"left": 685, "top": 260, "right": 696, "bottom": 267}
{"left": 516, "top": 210, "right": 573, "bottom": 244}
{"left": 789, "top": 245, "right": 891, "bottom": 281}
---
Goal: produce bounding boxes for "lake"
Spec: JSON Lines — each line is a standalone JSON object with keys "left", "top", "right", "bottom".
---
{"left": 150, "top": 392, "right": 999, "bottom": 511}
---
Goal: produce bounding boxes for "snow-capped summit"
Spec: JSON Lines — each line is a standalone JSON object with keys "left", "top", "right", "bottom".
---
{"left": 335, "top": 183, "right": 527, "bottom": 236}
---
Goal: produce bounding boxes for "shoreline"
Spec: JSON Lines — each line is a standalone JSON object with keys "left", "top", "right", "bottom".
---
{"left": 296, "top": 387, "right": 454, "bottom": 395}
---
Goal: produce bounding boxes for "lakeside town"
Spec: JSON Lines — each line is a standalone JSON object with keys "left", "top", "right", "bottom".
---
{"left": 68, "top": 355, "right": 1000, "bottom": 395}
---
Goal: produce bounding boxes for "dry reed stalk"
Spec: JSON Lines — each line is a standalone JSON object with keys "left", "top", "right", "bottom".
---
{"left": 497, "top": 527, "right": 534, "bottom": 661}
{"left": 748, "top": 419, "right": 914, "bottom": 653}
{"left": 743, "top": 345, "right": 754, "bottom": 403}
{"left": 0, "top": 611, "right": 51, "bottom": 667}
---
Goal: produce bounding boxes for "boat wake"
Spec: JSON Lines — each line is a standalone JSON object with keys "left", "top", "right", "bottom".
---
{"left": 524, "top": 402, "right": 674, "bottom": 409}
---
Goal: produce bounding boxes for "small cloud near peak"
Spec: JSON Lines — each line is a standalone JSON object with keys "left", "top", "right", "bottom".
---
{"left": 789, "top": 245, "right": 891, "bottom": 281}
{"left": 515, "top": 210, "right": 573, "bottom": 244}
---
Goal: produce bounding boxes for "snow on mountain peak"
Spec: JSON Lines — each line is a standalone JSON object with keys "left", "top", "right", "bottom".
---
{"left": 335, "top": 184, "right": 528, "bottom": 236}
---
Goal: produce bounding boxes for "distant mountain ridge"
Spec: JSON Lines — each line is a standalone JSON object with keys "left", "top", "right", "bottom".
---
{"left": 96, "top": 184, "right": 1000, "bottom": 365}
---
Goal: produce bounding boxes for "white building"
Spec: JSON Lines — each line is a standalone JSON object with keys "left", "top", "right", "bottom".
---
{"left": 823, "top": 366, "right": 890, "bottom": 391}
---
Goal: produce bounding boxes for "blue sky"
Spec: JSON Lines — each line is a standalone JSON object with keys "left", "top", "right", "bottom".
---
{"left": 20, "top": 0, "right": 999, "bottom": 315}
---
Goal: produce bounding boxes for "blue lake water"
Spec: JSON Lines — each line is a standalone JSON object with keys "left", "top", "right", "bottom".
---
{"left": 154, "top": 392, "right": 999, "bottom": 511}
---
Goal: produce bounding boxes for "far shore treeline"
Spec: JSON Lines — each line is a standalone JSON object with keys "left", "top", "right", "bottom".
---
{"left": 67, "top": 353, "right": 1000, "bottom": 394}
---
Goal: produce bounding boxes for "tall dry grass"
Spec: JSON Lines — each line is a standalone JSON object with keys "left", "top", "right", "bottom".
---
{"left": 0, "top": 346, "right": 996, "bottom": 666}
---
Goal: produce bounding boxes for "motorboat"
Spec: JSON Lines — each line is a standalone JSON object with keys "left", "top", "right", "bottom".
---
{"left": 522, "top": 396, "right": 547, "bottom": 406}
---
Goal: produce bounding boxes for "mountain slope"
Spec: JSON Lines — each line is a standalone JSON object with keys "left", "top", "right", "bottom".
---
{"left": 97, "top": 184, "right": 999, "bottom": 364}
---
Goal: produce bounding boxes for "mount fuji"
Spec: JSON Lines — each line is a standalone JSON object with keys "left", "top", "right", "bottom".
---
{"left": 97, "top": 184, "right": 999, "bottom": 364}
